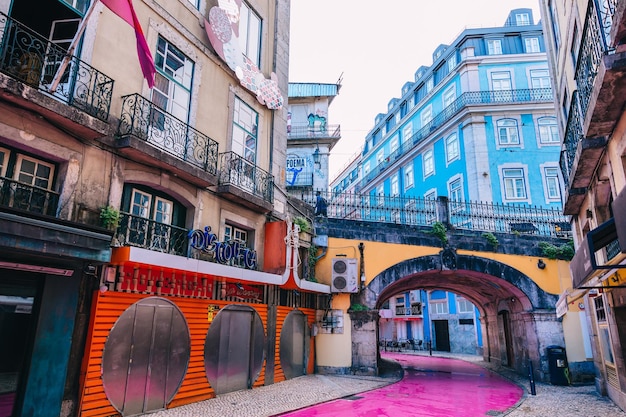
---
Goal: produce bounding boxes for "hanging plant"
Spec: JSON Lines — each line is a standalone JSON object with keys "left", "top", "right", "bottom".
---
{"left": 100, "top": 206, "right": 120, "bottom": 230}
{"left": 430, "top": 221, "right": 448, "bottom": 246}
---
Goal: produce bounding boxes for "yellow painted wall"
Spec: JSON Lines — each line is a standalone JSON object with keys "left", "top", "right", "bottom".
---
{"left": 317, "top": 238, "right": 568, "bottom": 295}
{"left": 562, "top": 311, "right": 592, "bottom": 363}
{"left": 315, "top": 294, "right": 353, "bottom": 368}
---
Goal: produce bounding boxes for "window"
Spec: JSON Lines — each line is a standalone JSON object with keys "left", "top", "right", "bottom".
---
{"left": 570, "top": 22, "right": 580, "bottom": 67}
{"left": 391, "top": 174, "right": 399, "bottom": 197}
{"left": 232, "top": 97, "right": 259, "bottom": 163}
{"left": 497, "top": 119, "right": 520, "bottom": 145}
{"left": 491, "top": 71, "right": 512, "bottom": 91}
{"left": 502, "top": 168, "right": 527, "bottom": 200}
{"left": 457, "top": 297, "right": 474, "bottom": 313}
{"left": 403, "top": 124, "right": 413, "bottom": 144}
{"left": 448, "top": 177, "right": 463, "bottom": 202}
{"left": 421, "top": 105, "right": 433, "bottom": 127}
{"left": 10, "top": 154, "right": 55, "bottom": 214}
{"left": 446, "top": 133, "right": 460, "bottom": 162}
{"left": 530, "top": 69, "right": 551, "bottom": 89}
{"left": 487, "top": 39, "right": 502, "bottom": 55}
{"left": 0, "top": 147, "right": 8, "bottom": 177}
{"left": 424, "top": 190, "right": 437, "bottom": 223}
{"left": 423, "top": 149, "right": 434, "bottom": 177}
{"left": 390, "top": 135, "right": 399, "bottom": 154}
{"left": 544, "top": 167, "right": 561, "bottom": 200}
{"left": 126, "top": 187, "right": 176, "bottom": 253}
{"left": 376, "top": 185, "right": 384, "bottom": 206}
{"left": 549, "top": 0, "right": 560, "bottom": 50}
{"left": 442, "top": 85, "right": 456, "bottom": 108}
{"left": 239, "top": 2, "right": 262, "bottom": 67}
{"left": 152, "top": 37, "right": 194, "bottom": 124}
{"left": 426, "top": 77, "right": 434, "bottom": 93}
{"left": 404, "top": 164, "right": 414, "bottom": 190}
{"left": 396, "top": 296, "right": 405, "bottom": 306}
{"left": 14, "top": 155, "right": 54, "bottom": 191}
{"left": 447, "top": 54, "right": 457, "bottom": 72}
{"left": 538, "top": 117, "right": 559, "bottom": 144}
{"left": 376, "top": 149, "right": 385, "bottom": 165}
{"left": 224, "top": 224, "right": 252, "bottom": 267}
{"left": 516, "top": 13, "right": 530, "bottom": 26}
{"left": 363, "top": 160, "right": 371, "bottom": 176}
{"left": 524, "top": 37, "right": 540, "bottom": 53}
{"left": 187, "top": 0, "right": 198, "bottom": 7}
{"left": 430, "top": 301, "right": 448, "bottom": 315}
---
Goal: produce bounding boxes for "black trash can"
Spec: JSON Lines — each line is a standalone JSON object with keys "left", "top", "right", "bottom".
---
{"left": 546, "top": 345, "right": 570, "bottom": 385}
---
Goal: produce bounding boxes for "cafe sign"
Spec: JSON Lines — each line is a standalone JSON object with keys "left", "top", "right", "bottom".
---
{"left": 188, "top": 226, "right": 257, "bottom": 270}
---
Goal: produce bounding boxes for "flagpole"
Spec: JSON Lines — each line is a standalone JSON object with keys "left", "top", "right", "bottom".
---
{"left": 49, "top": 0, "right": 100, "bottom": 92}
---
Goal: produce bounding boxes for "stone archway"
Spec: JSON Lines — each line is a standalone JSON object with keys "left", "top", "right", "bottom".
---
{"left": 349, "top": 250, "right": 564, "bottom": 382}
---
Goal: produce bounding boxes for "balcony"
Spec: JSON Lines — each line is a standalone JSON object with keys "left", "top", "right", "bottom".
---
{"left": 0, "top": 176, "right": 59, "bottom": 216}
{"left": 356, "top": 88, "right": 553, "bottom": 191}
{"left": 395, "top": 305, "right": 422, "bottom": 316}
{"left": 560, "top": 91, "right": 608, "bottom": 215}
{"left": 113, "top": 94, "right": 219, "bottom": 188}
{"left": 0, "top": 12, "right": 113, "bottom": 136}
{"left": 113, "top": 212, "right": 189, "bottom": 256}
{"left": 287, "top": 124, "right": 341, "bottom": 140}
{"left": 217, "top": 151, "right": 274, "bottom": 212}
{"left": 576, "top": 0, "right": 626, "bottom": 139}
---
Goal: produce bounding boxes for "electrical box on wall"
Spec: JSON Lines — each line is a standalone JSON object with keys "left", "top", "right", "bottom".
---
{"left": 331, "top": 258, "right": 358, "bottom": 293}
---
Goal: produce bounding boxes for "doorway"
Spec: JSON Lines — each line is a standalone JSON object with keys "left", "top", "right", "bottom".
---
{"left": 433, "top": 320, "right": 450, "bottom": 351}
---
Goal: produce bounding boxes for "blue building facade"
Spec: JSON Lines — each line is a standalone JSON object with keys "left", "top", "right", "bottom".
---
{"left": 333, "top": 9, "right": 561, "bottom": 354}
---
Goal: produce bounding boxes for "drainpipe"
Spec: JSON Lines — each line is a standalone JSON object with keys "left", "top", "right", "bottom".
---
{"left": 358, "top": 242, "right": 365, "bottom": 291}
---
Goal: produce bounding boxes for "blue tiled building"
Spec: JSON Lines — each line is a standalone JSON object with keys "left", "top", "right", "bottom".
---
{"left": 332, "top": 9, "right": 561, "bottom": 354}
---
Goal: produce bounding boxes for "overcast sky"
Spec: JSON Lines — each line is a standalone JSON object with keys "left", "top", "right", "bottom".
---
{"left": 288, "top": 0, "right": 542, "bottom": 180}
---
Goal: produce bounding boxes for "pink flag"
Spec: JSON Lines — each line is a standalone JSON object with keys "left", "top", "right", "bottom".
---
{"left": 101, "top": 0, "right": 155, "bottom": 88}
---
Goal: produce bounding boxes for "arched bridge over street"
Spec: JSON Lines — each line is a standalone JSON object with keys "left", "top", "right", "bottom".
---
{"left": 310, "top": 203, "right": 573, "bottom": 383}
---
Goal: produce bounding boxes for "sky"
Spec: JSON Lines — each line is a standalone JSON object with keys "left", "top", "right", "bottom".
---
{"left": 288, "top": 0, "right": 542, "bottom": 180}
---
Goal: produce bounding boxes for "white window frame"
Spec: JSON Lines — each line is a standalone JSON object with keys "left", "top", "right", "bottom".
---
{"left": 424, "top": 189, "right": 437, "bottom": 224}
{"left": 402, "top": 124, "right": 413, "bottom": 144}
{"left": 448, "top": 175, "right": 463, "bottom": 203}
{"left": 524, "top": 37, "right": 540, "bottom": 53}
{"left": 423, "top": 149, "right": 434, "bottom": 178}
{"left": 376, "top": 149, "right": 385, "bottom": 165}
{"left": 487, "top": 39, "right": 502, "bottom": 55}
{"left": 426, "top": 77, "right": 434, "bottom": 93}
{"left": 447, "top": 54, "right": 457, "bottom": 72}
{"left": 239, "top": 1, "right": 262, "bottom": 67}
{"left": 14, "top": 154, "right": 55, "bottom": 191}
{"left": 363, "top": 160, "right": 371, "bottom": 176}
{"left": 491, "top": 71, "right": 512, "bottom": 91}
{"left": 232, "top": 97, "right": 259, "bottom": 164}
{"left": 496, "top": 119, "right": 520, "bottom": 146}
{"left": 421, "top": 104, "right": 433, "bottom": 127}
{"left": 537, "top": 117, "right": 559, "bottom": 144}
{"left": 390, "top": 135, "right": 399, "bottom": 154}
{"left": 445, "top": 133, "right": 460, "bottom": 163}
{"left": 543, "top": 166, "right": 562, "bottom": 201}
{"left": 516, "top": 13, "right": 530, "bottom": 26}
{"left": 442, "top": 85, "right": 456, "bottom": 108}
{"left": 404, "top": 163, "right": 414, "bottom": 190}
{"left": 390, "top": 174, "right": 399, "bottom": 197}
{"left": 457, "top": 297, "right": 474, "bottom": 313}
{"left": 376, "top": 185, "right": 384, "bottom": 206}
{"left": 0, "top": 147, "right": 8, "bottom": 177}
{"left": 429, "top": 301, "right": 448, "bottom": 315}
{"left": 501, "top": 166, "right": 529, "bottom": 201}
{"left": 530, "top": 69, "right": 551, "bottom": 89}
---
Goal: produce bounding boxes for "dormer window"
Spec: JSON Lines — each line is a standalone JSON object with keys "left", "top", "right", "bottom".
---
{"left": 516, "top": 13, "right": 530, "bottom": 26}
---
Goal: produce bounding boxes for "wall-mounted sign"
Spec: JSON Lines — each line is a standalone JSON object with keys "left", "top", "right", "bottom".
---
{"left": 188, "top": 226, "right": 257, "bottom": 270}
{"left": 224, "top": 283, "right": 262, "bottom": 301}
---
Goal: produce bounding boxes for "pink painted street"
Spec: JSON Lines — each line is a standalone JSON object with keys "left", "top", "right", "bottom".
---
{"left": 279, "top": 354, "right": 523, "bottom": 417}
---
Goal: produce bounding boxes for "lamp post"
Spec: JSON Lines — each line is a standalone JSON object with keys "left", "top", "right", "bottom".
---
{"left": 312, "top": 145, "right": 321, "bottom": 169}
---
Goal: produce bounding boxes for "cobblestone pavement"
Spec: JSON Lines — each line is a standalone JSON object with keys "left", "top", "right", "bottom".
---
{"left": 146, "top": 351, "right": 626, "bottom": 417}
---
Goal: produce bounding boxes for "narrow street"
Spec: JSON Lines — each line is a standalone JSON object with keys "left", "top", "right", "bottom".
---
{"left": 280, "top": 353, "right": 523, "bottom": 417}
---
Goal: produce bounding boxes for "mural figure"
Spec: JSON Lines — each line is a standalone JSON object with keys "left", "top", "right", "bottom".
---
{"left": 308, "top": 113, "right": 327, "bottom": 133}
{"left": 286, "top": 166, "right": 303, "bottom": 186}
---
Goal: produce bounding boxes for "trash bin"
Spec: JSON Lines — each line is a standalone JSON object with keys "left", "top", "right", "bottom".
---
{"left": 546, "top": 345, "right": 570, "bottom": 385}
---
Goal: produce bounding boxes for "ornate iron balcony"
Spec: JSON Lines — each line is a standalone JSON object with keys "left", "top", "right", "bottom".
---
{"left": 117, "top": 94, "right": 219, "bottom": 175}
{"left": 287, "top": 124, "right": 341, "bottom": 140}
{"left": 560, "top": 91, "right": 582, "bottom": 188}
{"left": 218, "top": 151, "right": 273, "bottom": 203}
{"left": 0, "top": 12, "right": 113, "bottom": 121}
{"left": 356, "top": 88, "right": 553, "bottom": 191}
{"left": 575, "top": 0, "right": 617, "bottom": 119}
{"left": 113, "top": 212, "right": 189, "bottom": 256}
{"left": 395, "top": 305, "right": 422, "bottom": 316}
{"left": 0, "top": 176, "right": 59, "bottom": 216}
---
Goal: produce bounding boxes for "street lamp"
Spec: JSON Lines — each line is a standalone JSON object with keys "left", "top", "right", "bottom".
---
{"left": 312, "top": 145, "right": 321, "bottom": 169}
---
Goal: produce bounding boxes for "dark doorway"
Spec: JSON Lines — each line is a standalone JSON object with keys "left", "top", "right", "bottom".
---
{"left": 433, "top": 320, "right": 450, "bottom": 351}
{"left": 499, "top": 310, "right": 514, "bottom": 367}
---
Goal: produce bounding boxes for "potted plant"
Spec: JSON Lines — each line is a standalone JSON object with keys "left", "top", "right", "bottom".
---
{"left": 100, "top": 205, "right": 120, "bottom": 231}
{"left": 293, "top": 216, "right": 312, "bottom": 243}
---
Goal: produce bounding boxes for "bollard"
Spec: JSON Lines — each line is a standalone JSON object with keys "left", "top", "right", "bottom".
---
{"left": 528, "top": 359, "right": 536, "bottom": 395}
{"left": 428, "top": 341, "right": 432, "bottom": 356}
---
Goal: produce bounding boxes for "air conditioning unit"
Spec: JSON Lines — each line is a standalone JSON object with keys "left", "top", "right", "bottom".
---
{"left": 331, "top": 258, "right": 358, "bottom": 293}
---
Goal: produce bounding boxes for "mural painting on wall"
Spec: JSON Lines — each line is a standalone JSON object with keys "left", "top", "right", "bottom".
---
{"left": 286, "top": 153, "right": 313, "bottom": 186}
{"left": 205, "top": 0, "right": 283, "bottom": 109}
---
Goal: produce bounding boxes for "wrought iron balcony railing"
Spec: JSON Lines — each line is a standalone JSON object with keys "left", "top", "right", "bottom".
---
{"left": 575, "top": 0, "right": 617, "bottom": 119}
{"left": 218, "top": 152, "right": 273, "bottom": 203}
{"left": 0, "top": 176, "right": 59, "bottom": 216}
{"left": 117, "top": 94, "right": 219, "bottom": 175}
{"left": 559, "top": 91, "right": 582, "bottom": 187}
{"left": 287, "top": 124, "right": 341, "bottom": 139}
{"left": 114, "top": 212, "right": 189, "bottom": 256}
{"left": 395, "top": 305, "right": 422, "bottom": 316}
{"left": 357, "top": 88, "right": 553, "bottom": 191}
{"left": 0, "top": 12, "right": 114, "bottom": 121}
{"left": 298, "top": 190, "right": 570, "bottom": 238}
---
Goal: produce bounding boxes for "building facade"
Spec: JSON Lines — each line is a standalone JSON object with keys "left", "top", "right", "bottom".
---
{"left": 0, "top": 1, "right": 331, "bottom": 416}
{"left": 539, "top": 0, "right": 626, "bottom": 410}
